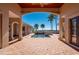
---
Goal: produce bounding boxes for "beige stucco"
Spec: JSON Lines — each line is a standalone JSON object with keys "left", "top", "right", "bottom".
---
{"left": 0, "top": 14, "right": 2, "bottom": 48}
{"left": 60, "top": 3, "right": 79, "bottom": 18}
{"left": 59, "top": 3, "right": 79, "bottom": 45}
{"left": 23, "top": 24, "right": 32, "bottom": 36}
{"left": 9, "top": 18, "right": 22, "bottom": 41}
{"left": 0, "top": 3, "right": 22, "bottom": 48}
{"left": 0, "top": 3, "right": 21, "bottom": 17}
{"left": 1, "top": 9, "right": 9, "bottom": 48}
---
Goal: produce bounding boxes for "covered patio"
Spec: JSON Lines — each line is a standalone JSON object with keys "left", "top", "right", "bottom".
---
{"left": 0, "top": 3, "right": 79, "bottom": 55}
{"left": 0, "top": 34, "right": 79, "bottom": 55}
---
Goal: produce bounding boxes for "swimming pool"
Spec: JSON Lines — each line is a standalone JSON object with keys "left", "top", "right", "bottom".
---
{"left": 31, "top": 33, "right": 50, "bottom": 38}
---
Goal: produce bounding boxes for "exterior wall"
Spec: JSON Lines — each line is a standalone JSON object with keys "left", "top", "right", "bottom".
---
{"left": 0, "top": 3, "right": 21, "bottom": 17}
{"left": 23, "top": 24, "right": 32, "bottom": 36}
{"left": 59, "top": 18, "right": 65, "bottom": 41}
{"left": 1, "top": 9, "right": 9, "bottom": 48}
{"left": 0, "top": 14, "right": 2, "bottom": 48}
{"left": 26, "top": 25, "right": 32, "bottom": 34}
{"left": 60, "top": 3, "right": 79, "bottom": 44}
{"left": 9, "top": 18, "right": 22, "bottom": 25}
{"left": 9, "top": 18, "right": 22, "bottom": 41}
{"left": 60, "top": 3, "right": 79, "bottom": 18}
{"left": 0, "top": 3, "right": 22, "bottom": 48}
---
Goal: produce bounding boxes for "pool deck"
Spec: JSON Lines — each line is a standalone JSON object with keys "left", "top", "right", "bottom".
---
{"left": 0, "top": 33, "right": 79, "bottom": 55}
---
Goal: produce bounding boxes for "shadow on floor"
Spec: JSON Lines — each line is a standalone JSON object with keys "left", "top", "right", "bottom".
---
{"left": 59, "top": 39, "right": 79, "bottom": 52}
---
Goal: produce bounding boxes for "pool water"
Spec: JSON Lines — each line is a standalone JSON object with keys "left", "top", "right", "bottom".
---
{"left": 31, "top": 34, "right": 50, "bottom": 38}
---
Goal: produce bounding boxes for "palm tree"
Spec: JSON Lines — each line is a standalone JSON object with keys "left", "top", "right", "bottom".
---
{"left": 34, "top": 24, "right": 39, "bottom": 32}
{"left": 48, "top": 14, "right": 56, "bottom": 31}
{"left": 41, "top": 24, "right": 45, "bottom": 31}
{"left": 54, "top": 16, "right": 59, "bottom": 32}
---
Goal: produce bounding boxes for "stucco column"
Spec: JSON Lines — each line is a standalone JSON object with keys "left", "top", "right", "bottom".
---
{"left": 19, "top": 19, "right": 22, "bottom": 40}
{"left": 11, "top": 24, "right": 14, "bottom": 40}
{"left": 64, "top": 18, "right": 71, "bottom": 43}
{"left": 59, "top": 17, "right": 64, "bottom": 40}
{"left": 1, "top": 9, "right": 9, "bottom": 48}
{"left": 0, "top": 13, "right": 2, "bottom": 48}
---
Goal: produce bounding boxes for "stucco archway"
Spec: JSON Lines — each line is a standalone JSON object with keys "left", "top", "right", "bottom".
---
{"left": 10, "top": 22, "right": 19, "bottom": 41}
{"left": 22, "top": 12, "right": 60, "bottom": 35}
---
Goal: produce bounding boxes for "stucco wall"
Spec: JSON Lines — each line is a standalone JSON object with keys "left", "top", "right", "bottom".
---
{"left": 0, "top": 14, "right": 2, "bottom": 48}
{"left": 23, "top": 24, "right": 32, "bottom": 36}
{"left": 26, "top": 25, "right": 32, "bottom": 34}
{"left": 0, "top": 3, "right": 22, "bottom": 48}
{"left": 60, "top": 3, "right": 79, "bottom": 18}
{"left": 60, "top": 3, "right": 79, "bottom": 43}
{"left": 9, "top": 18, "right": 22, "bottom": 25}
{"left": 9, "top": 18, "right": 22, "bottom": 40}
{"left": 0, "top": 3, "right": 21, "bottom": 17}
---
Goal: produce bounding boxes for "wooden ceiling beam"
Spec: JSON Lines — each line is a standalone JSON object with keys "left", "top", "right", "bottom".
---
{"left": 18, "top": 3, "right": 63, "bottom": 8}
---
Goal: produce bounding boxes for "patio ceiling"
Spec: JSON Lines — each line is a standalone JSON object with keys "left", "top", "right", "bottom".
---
{"left": 18, "top": 3, "right": 63, "bottom": 15}
{"left": 18, "top": 3, "right": 63, "bottom": 8}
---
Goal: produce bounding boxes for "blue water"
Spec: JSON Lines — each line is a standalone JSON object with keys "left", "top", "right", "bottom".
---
{"left": 31, "top": 34, "right": 50, "bottom": 38}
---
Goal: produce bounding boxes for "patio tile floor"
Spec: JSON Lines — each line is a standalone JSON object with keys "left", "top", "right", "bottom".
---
{"left": 0, "top": 34, "right": 79, "bottom": 55}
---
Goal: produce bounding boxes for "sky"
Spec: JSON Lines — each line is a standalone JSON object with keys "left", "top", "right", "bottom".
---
{"left": 22, "top": 12, "right": 59, "bottom": 30}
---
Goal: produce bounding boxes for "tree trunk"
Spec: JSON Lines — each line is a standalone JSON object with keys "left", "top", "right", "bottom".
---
{"left": 42, "top": 28, "right": 44, "bottom": 34}
{"left": 50, "top": 21, "right": 53, "bottom": 31}
{"left": 42, "top": 28, "right": 43, "bottom": 31}
{"left": 50, "top": 21, "right": 53, "bottom": 34}
{"left": 56, "top": 19, "right": 57, "bottom": 32}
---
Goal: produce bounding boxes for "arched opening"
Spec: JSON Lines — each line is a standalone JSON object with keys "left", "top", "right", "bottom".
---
{"left": 9, "top": 10, "right": 22, "bottom": 43}
{"left": 22, "top": 26, "right": 26, "bottom": 36}
{"left": 22, "top": 12, "right": 60, "bottom": 38}
{"left": 9, "top": 22, "right": 19, "bottom": 42}
{"left": 13, "top": 23, "right": 19, "bottom": 39}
